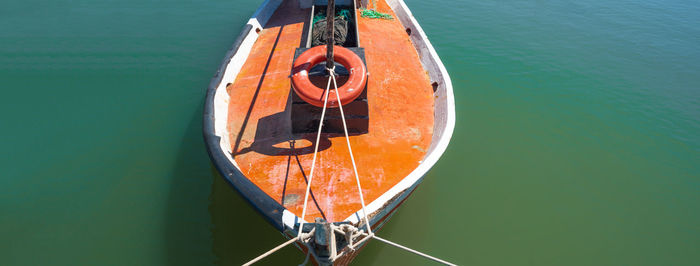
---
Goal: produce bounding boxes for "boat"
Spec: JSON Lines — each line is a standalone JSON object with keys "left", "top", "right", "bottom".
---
{"left": 203, "top": 0, "right": 455, "bottom": 264}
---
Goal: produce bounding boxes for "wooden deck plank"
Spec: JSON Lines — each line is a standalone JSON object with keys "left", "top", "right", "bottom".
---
{"left": 226, "top": 0, "right": 434, "bottom": 222}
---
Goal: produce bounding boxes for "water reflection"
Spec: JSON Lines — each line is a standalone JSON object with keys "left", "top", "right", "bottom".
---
{"left": 165, "top": 106, "right": 304, "bottom": 265}
{"left": 164, "top": 107, "right": 215, "bottom": 265}
{"left": 209, "top": 167, "right": 304, "bottom": 265}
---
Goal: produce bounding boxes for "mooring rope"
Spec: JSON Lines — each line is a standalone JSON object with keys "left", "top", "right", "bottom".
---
{"left": 297, "top": 67, "right": 334, "bottom": 237}
{"left": 242, "top": 237, "right": 297, "bottom": 266}
{"left": 244, "top": 68, "right": 457, "bottom": 266}
{"left": 242, "top": 71, "right": 334, "bottom": 266}
{"left": 331, "top": 70, "right": 457, "bottom": 266}
{"left": 373, "top": 235, "right": 457, "bottom": 266}
{"left": 330, "top": 71, "right": 373, "bottom": 234}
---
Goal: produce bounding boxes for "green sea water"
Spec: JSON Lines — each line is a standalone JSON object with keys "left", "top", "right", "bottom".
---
{"left": 1, "top": 0, "right": 698, "bottom": 265}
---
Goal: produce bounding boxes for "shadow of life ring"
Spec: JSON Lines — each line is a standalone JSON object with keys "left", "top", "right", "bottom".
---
{"left": 291, "top": 45, "right": 367, "bottom": 108}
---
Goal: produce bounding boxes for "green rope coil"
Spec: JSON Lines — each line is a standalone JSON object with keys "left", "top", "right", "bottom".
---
{"left": 313, "top": 13, "right": 326, "bottom": 24}
{"left": 313, "top": 8, "right": 353, "bottom": 24}
{"left": 360, "top": 9, "right": 393, "bottom": 20}
{"left": 360, "top": 0, "right": 392, "bottom": 20}
{"left": 337, "top": 9, "right": 350, "bottom": 19}
{"left": 314, "top": 7, "right": 392, "bottom": 22}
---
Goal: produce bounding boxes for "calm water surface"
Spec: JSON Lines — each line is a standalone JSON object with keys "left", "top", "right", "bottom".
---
{"left": 1, "top": 0, "right": 698, "bottom": 265}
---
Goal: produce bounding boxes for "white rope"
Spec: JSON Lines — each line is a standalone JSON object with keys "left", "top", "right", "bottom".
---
{"left": 297, "top": 71, "right": 334, "bottom": 236}
{"left": 242, "top": 237, "right": 298, "bottom": 266}
{"left": 243, "top": 72, "right": 334, "bottom": 266}
{"left": 331, "top": 72, "right": 456, "bottom": 265}
{"left": 373, "top": 236, "right": 457, "bottom": 266}
{"left": 330, "top": 72, "right": 373, "bottom": 235}
{"left": 244, "top": 68, "right": 457, "bottom": 266}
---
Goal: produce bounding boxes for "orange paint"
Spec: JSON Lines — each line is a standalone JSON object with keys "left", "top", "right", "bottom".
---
{"left": 226, "top": 0, "right": 434, "bottom": 222}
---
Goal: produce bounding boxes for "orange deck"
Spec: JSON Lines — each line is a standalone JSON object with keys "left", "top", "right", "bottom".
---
{"left": 226, "top": 0, "right": 434, "bottom": 222}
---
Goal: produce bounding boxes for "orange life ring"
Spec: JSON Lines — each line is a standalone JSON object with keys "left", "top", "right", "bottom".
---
{"left": 291, "top": 45, "right": 367, "bottom": 108}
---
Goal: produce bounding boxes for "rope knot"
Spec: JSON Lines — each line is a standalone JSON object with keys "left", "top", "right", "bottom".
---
{"left": 326, "top": 65, "right": 336, "bottom": 76}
